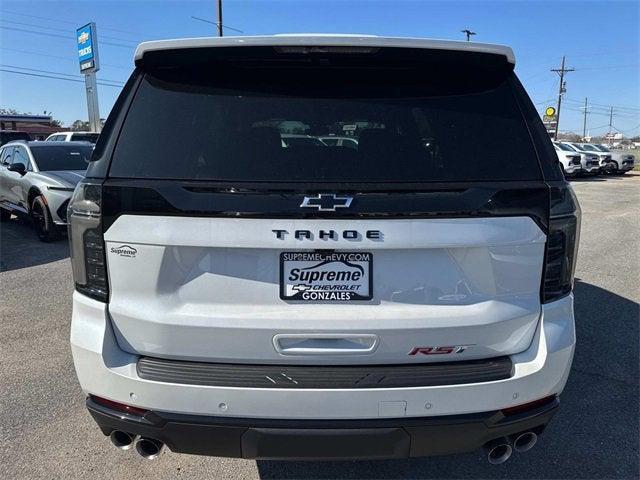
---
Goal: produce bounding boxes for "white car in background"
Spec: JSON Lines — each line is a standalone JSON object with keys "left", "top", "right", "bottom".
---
{"left": 589, "top": 144, "right": 635, "bottom": 174}
{"left": 45, "top": 131, "right": 100, "bottom": 144}
{"left": 552, "top": 143, "right": 582, "bottom": 177}
{"left": 569, "top": 143, "right": 614, "bottom": 173}
{"left": 280, "top": 134, "right": 327, "bottom": 148}
{"left": 319, "top": 136, "right": 359, "bottom": 149}
{"left": 555, "top": 142, "right": 600, "bottom": 175}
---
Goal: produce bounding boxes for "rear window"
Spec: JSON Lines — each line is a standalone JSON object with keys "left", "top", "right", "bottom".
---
{"left": 71, "top": 133, "right": 99, "bottom": 143}
{"left": 111, "top": 52, "right": 541, "bottom": 183}
{"left": 31, "top": 145, "right": 93, "bottom": 171}
{"left": 555, "top": 143, "right": 568, "bottom": 152}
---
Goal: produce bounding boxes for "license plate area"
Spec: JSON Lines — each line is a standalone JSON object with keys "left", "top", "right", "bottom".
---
{"left": 280, "top": 251, "right": 373, "bottom": 302}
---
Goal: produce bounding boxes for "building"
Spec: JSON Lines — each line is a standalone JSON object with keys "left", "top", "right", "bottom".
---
{"left": 0, "top": 114, "right": 67, "bottom": 141}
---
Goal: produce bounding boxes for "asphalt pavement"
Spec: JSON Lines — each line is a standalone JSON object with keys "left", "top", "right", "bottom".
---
{"left": 0, "top": 173, "right": 638, "bottom": 479}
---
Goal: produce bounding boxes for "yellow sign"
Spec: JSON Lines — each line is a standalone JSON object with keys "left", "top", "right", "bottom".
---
{"left": 545, "top": 107, "right": 556, "bottom": 117}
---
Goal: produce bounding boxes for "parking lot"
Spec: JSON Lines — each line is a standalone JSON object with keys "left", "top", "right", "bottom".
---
{"left": 1, "top": 173, "right": 638, "bottom": 480}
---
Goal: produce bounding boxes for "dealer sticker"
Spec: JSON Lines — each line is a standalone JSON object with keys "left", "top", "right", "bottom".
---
{"left": 280, "top": 251, "right": 373, "bottom": 302}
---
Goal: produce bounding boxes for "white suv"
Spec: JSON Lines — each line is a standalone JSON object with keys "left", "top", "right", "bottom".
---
{"left": 46, "top": 131, "right": 100, "bottom": 143}
{"left": 552, "top": 142, "right": 582, "bottom": 176}
{"left": 588, "top": 144, "right": 635, "bottom": 174}
{"left": 68, "top": 35, "right": 579, "bottom": 464}
{"left": 555, "top": 142, "right": 600, "bottom": 175}
{"left": 569, "top": 143, "right": 614, "bottom": 173}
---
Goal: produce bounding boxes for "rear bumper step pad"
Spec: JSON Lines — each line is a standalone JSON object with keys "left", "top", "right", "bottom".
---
{"left": 136, "top": 356, "right": 513, "bottom": 389}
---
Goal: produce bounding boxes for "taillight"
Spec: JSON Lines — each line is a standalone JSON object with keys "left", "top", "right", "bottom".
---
{"left": 68, "top": 179, "right": 108, "bottom": 302}
{"left": 542, "top": 184, "right": 581, "bottom": 303}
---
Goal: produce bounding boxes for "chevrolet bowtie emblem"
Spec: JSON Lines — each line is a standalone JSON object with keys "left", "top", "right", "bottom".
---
{"left": 300, "top": 194, "right": 353, "bottom": 211}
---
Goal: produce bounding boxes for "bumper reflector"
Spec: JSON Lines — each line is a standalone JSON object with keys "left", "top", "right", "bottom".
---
{"left": 501, "top": 395, "right": 557, "bottom": 416}
{"left": 90, "top": 395, "right": 148, "bottom": 417}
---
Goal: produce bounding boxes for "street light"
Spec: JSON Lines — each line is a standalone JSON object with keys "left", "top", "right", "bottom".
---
{"left": 461, "top": 29, "right": 476, "bottom": 42}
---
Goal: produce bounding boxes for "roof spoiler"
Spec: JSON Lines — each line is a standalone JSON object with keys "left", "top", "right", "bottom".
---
{"left": 134, "top": 35, "right": 515, "bottom": 67}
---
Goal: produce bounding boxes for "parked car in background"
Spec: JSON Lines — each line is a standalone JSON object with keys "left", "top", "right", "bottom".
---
{"left": 589, "top": 144, "right": 635, "bottom": 174}
{"left": 0, "top": 130, "right": 31, "bottom": 146}
{"left": 281, "top": 134, "right": 327, "bottom": 148}
{"left": 46, "top": 131, "right": 100, "bottom": 144}
{"left": 552, "top": 142, "right": 582, "bottom": 177}
{"left": 555, "top": 142, "right": 600, "bottom": 175}
{"left": 569, "top": 143, "right": 614, "bottom": 173}
{"left": 319, "top": 135, "right": 359, "bottom": 149}
{"left": 0, "top": 141, "right": 92, "bottom": 241}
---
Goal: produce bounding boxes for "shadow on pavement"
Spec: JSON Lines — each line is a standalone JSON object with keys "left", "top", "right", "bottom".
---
{"left": 257, "top": 280, "right": 639, "bottom": 479}
{"left": 568, "top": 173, "right": 634, "bottom": 183}
{"left": 0, "top": 216, "right": 69, "bottom": 272}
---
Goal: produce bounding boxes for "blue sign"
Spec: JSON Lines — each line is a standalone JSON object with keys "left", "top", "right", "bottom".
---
{"left": 77, "top": 22, "right": 99, "bottom": 73}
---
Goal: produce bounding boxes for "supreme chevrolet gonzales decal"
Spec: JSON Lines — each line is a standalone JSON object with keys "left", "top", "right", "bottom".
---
{"left": 280, "top": 251, "right": 373, "bottom": 301}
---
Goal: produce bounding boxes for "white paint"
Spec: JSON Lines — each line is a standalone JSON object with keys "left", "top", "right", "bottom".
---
{"left": 134, "top": 35, "right": 515, "bottom": 64}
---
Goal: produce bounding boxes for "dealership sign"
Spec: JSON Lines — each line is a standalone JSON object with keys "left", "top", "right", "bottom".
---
{"left": 77, "top": 22, "right": 100, "bottom": 74}
{"left": 542, "top": 106, "right": 557, "bottom": 134}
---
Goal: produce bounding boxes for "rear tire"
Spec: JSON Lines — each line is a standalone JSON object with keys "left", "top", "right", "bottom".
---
{"left": 31, "top": 196, "right": 60, "bottom": 242}
{"left": 0, "top": 208, "right": 10, "bottom": 222}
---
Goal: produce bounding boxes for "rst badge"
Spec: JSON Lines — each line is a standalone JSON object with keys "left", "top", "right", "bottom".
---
{"left": 408, "top": 345, "right": 472, "bottom": 355}
{"left": 280, "top": 251, "right": 372, "bottom": 301}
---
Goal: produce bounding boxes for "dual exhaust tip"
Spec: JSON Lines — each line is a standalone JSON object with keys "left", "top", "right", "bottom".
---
{"left": 109, "top": 431, "right": 164, "bottom": 460}
{"left": 484, "top": 431, "right": 538, "bottom": 465}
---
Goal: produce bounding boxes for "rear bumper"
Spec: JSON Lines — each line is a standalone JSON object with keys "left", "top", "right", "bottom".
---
{"left": 70, "top": 292, "right": 575, "bottom": 420}
{"left": 564, "top": 164, "right": 581, "bottom": 175}
{"left": 87, "top": 395, "right": 559, "bottom": 459}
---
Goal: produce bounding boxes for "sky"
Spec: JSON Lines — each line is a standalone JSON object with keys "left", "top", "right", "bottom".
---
{"left": 1, "top": 0, "right": 638, "bottom": 137}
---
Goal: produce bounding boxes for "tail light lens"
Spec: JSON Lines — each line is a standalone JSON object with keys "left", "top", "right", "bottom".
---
{"left": 543, "top": 185, "right": 581, "bottom": 303}
{"left": 68, "top": 180, "right": 108, "bottom": 302}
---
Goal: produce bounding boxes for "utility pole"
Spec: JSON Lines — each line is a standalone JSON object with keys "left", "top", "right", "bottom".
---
{"left": 217, "top": 0, "right": 223, "bottom": 37}
{"left": 582, "top": 97, "right": 588, "bottom": 140}
{"left": 608, "top": 106, "right": 614, "bottom": 146}
{"left": 461, "top": 29, "right": 476, "bottom": 42}
{"left": 550, "top": 56, "right": 574, "bottom": 140}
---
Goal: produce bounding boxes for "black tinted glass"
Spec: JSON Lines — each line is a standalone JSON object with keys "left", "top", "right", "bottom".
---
{"left": 71, "top": 133, "right": 99, "bottom": 143}
{"left": 31, "top": 145, "right": 92, "bottom": 171}
{"left": 111, "top": 61, "right": 540, "bottom": 182}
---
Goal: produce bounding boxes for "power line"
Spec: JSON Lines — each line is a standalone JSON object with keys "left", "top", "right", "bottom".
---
{"left": 0, "top": 26, "right": 134, "bottom": 48}
{"left": 0, "top": 25, "right": 71, "bottom": 40}
{"left": 190, "top": 16, "right": 243, "bottom": 33}
{"left": 1, "top": 9, "right": 143, "bottom": 37}
{"left": 574, "top": 64, "right": 639, "bottom": 71}
{"left": 0, "top": 47, "right": 130, "bottom": 70}
{"left": 0, "top": 64, "right": 126, "bottom": 85}
{"left": 0, "top": 68, "right": 124, "bottom": 88}
{"left": 564, "top": 97, "right": 640, "bottom": 112}
{"left": 0, "top": 19, "right": 138, "bottom": 44}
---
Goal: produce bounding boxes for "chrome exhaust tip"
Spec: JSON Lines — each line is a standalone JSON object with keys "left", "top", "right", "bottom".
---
{"left": 134, "top": 436, "right": 164, "bottom": 460}
{"left": 109, "top": 431, "right": 136, "bottom": 450}
{"left": 484, "top": 438, "right": 513, "bottom": 465}
{"left": 513, "top": 431, "right": 538, "bottom": 453}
